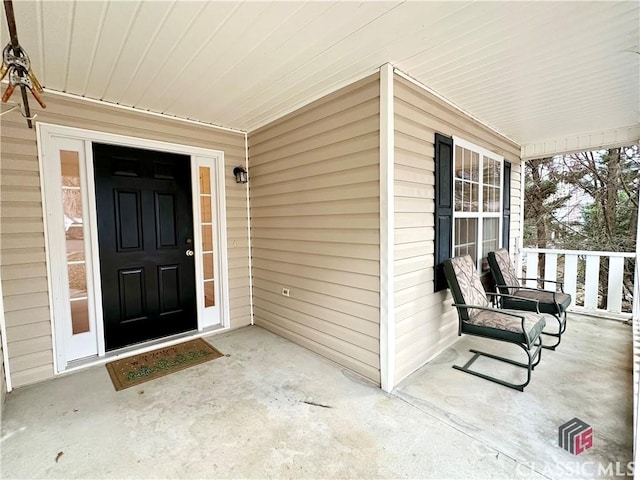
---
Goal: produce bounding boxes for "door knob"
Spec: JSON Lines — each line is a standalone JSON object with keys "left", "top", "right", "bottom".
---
{"left": 186, "top": 249, "right": 194, "bottom": 257}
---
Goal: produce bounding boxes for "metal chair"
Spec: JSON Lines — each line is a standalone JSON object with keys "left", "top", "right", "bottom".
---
{"left": 488, "top": 249, "right": 571, "bottom": 350}
{"left": 443, "top": 255, "right": 548, "bottom": 391}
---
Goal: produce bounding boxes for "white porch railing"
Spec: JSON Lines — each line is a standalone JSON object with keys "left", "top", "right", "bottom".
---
{"left": 518, "top": 247, "right": 636, "bottom": 318}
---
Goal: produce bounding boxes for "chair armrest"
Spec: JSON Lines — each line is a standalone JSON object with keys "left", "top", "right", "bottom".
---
{"left": 517, "top": 277, "right": 565, "bottom": 292}
{"left": 503, "top": 285, "right": 564, "bottom": 307}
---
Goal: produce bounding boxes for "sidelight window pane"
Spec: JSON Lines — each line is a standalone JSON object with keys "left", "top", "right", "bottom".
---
{"left": 61, "top": 149, "right": 91, "bottom": 336}
{"left": 201, "top": 196, "right": 212, "bottom": 223}
{"left": 202, "top": 226, "right": 213, "bottom": 252}
{"left": 68, "top": 263, "right": 87, "bottom": 298}
{"left": 71, "top": 298, "right": 90, "bottom": 335}
{"left": 61, "top": 150, "right": 81, "bottom": 186}
{"left": 199, "top": 167, "right": 211, "bottom": 194}
{"left": 203, "top": 253, "right": 214, "bottom": 280}
{"left": 204, "top": 280, "right": 215, "bottom": 307}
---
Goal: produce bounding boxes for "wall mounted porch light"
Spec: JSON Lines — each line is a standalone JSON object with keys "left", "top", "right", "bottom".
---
{"left": 233, "top": 166, "right": 248, "bottom": 184}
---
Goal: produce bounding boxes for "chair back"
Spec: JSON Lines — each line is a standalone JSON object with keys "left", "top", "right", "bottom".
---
{"left": 488, "top": 249, "right": 520, "bottom": 295}
{"left": 443, "top": 255, "right": 489, "bottom": 325}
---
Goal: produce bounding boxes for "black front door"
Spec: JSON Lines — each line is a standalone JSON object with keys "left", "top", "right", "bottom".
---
{"left": 93, "top": 143, "right": 197, "bottom": 351}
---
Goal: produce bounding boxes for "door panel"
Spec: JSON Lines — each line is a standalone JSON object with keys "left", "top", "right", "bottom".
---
{"left": 93, "top": 143, "right": 196, "bottom": 351}
{"left": 115, "top": 190, "right": 143, "bottom": 250}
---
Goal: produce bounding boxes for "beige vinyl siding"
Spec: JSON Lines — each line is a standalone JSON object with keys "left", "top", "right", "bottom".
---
{"left": 0, "top": 93, "right": 249, "bottom": 388}
{"left": 248, "top": 74, "right": 381, "bottom": 383}
{"left": 393, "top": 73, "right": 521, "bottom": 383}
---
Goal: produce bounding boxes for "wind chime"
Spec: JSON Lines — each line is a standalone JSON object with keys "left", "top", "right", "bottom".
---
{"left": 1, "top": 0, "right": 45, "bottom": 128}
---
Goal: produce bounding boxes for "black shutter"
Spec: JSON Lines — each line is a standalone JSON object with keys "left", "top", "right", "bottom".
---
{"left": 434, "top": 133, "right": 454, "bottom": 292}
{"left": 502, "top": 161, "right": 511, "bottom": 250}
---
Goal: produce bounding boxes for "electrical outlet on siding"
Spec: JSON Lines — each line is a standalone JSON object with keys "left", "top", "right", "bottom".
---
{"left": 281, "top": 288, "right": 290, "bottom": 297}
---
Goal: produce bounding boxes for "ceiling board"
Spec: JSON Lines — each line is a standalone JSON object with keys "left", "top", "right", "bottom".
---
{"left": 0, "top": 0, "right": 637, "bottom": 149}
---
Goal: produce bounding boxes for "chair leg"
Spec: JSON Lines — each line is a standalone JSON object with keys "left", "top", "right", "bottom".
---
{"left": 559, "top": 310, "right": 568, "bottom": 334}
{"left": 452, "top": 340, "right": 542, "bottom": 392}
{"left": 541, "top": 312, "right": 567, "bottom": 350}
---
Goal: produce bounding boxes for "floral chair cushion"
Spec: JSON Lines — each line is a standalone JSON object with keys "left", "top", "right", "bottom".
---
{"left": 449, "top": 255, "right": 489, "bottom": 316}
{"left": 469, "top": 309, "right": 546, "bottom": 343}
{"left": 491, "top": 248, "right": 521, "bottom": 294}
{"left": 507, "top": 289, "right": 572, "bottom": 310}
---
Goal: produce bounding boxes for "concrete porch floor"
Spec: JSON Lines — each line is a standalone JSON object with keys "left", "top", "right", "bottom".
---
{"left": 0, "top": 314, "right": 632, "bottom": 479}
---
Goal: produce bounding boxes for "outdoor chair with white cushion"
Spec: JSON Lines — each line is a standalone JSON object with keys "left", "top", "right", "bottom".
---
{"left": 487, "top": 248, "right": 571, "bottom": 350}
{"left": 443, "top": 255, "right": 548, "bottom": 391}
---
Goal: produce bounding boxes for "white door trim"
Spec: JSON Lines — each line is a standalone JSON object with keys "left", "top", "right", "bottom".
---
{"left": 37, "top": 123, "right": 230, "bottom": 372}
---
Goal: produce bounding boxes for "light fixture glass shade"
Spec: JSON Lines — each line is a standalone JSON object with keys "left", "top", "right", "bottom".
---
{"left": 233, "top": 166, "right": 248, "bottom": 184}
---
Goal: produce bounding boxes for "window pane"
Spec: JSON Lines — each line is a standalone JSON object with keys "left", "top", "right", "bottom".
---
{"left": 68, "top": 263, "right": 87, "bottom": 298}
{"left": 483, "top": 157, "right": 500, "bottom": 186}
{"left": 61, "top": 150, "right": 81, "bottom": 186}
{"left": 204, "top": 280, "right": 215, "bottom": 307}
{"left": 71, "top": 298, "right": 90, "bottom": 335}
{"left": 203, "top": 252, "right": 214, "bottom": 280}
{"left": 471, "top": 152, "right": 479, "bottom": 181}
{"left": 199, "top": 167, "right": 211, "bottom": 194}
{"left": 468, "top": 182, "right": 478, "bottom": 212}
{"left": 202, "top": 226, "right": 213, "bottom": 251}
{"left": 200, "top": 196, "right": 212, "bottom": 223}
{"left": 482, "top": 218, "right": 499, "bottom": 258}
{"left": 483, "top": 185, "right": 500, "bottom": 212}
{"left": 454, "top": 147, "right": 480, "bottom": 214}
{"left": 454, "top": 218, "right": 477, "bottom": 262}
{"left": 455, "top": 146, "right": 464, "bottom": 177}
{"left": 455, "top": 179, "right": 463, "bottom": 211}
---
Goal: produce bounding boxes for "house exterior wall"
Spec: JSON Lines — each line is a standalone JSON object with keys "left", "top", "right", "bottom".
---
{"left": 247, "top": 74, "right": 381, "bottom": 383}
{"left": 0, "top": 93, "right": 249, "bottom": 388}
{"left": 392, "top": 73, "right": 522, "bottom": 383}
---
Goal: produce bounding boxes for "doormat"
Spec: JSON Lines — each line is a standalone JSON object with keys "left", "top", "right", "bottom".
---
{"left": 105, "top": 338, "right": 223, "bottom": 391}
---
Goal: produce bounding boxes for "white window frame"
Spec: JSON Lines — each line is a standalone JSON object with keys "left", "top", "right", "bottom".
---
{"left": 452, "top": 136, "right": 504, "bottom": 271}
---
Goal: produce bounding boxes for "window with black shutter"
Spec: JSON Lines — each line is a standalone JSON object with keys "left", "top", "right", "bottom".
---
{"left": 434, "top": 134, "right": 509, "bottom": 292}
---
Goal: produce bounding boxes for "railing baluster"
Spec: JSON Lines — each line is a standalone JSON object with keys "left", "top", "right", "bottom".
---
{"left": 584, "top": 255, "right": 600, "bottom": 310}
{"left": 545, "top": 253, "right": 558, "bottom": 291}
{"left": 608, "top": 256, "right": 624, "bottom": 313}
{"left": 564, "top": 254, "right": 578, "bottom": 308}
{"left": 526, "top": 252, "right": 538, "bottom": 288}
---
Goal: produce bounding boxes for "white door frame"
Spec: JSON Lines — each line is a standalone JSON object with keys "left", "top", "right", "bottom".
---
{"left": 37, "top": 123, "right": 230, "bottom": 373}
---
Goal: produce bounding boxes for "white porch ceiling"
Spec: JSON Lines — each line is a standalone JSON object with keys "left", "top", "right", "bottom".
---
{"left": 2, "top": 1, "right": 639, "bottom": 153}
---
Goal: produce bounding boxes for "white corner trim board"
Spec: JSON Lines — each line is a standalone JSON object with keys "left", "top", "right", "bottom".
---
{"left": 379, "top": 63, "right": 395, "bottom": 393}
